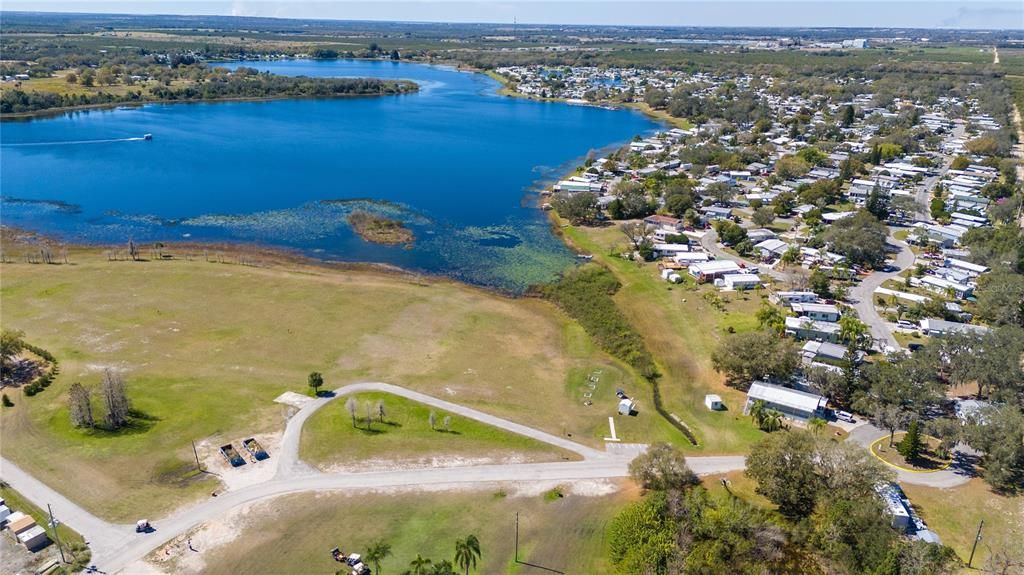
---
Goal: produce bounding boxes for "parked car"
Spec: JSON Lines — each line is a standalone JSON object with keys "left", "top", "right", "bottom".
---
{"left": 835, "top": 411, "right": 856, "bottom": 423}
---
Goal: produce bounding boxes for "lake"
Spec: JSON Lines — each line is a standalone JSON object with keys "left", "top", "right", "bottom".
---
{"left": 0, "top": 59, "right": 661, "bottom": 291}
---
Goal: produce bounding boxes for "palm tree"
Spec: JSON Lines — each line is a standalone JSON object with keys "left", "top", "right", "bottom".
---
{"left": 430, "top": 560, "right": 457, "bottom": 575}
{"left": 761, "top": 409, "right": 784, "bottom": 432}
{"left": 365, "top": 540, "right": 392, "bottom": 574}
{"left": 454, "top": 535, "right": 482, "bottom": 575}
{"left": 807, "top": 416, "right": 826, "bottom": 435}
{"left": 748, "top": 399, "right": 768, "bottom": 428}
{"left": 408, "top": 554, "right": 432, "bottom": 575}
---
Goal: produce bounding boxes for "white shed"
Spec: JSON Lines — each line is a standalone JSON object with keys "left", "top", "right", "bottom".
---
{"left": 618, "top": 398, "right": 636, "bottom": 415}
{"left": 704, "top": 394, "right": 723, "bottom": 411}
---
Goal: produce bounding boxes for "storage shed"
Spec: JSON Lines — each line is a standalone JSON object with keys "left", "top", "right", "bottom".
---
{"left": 704, "top": 394, "right": 723, "bottom": 411}
{"left": 17, "top": 524, "right": 50, "bottom": 551}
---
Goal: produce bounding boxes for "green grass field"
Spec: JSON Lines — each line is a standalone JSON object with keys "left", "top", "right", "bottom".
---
{"left": 902, "top": 480, "right": 1024, "bottom": 570}
{"left": 560, "top": 222, "right": 769, "bottom": 453}
{"left": 0, "top": 244, "right": 676, "bottom": 520}
{"left": 300, "top": 392, "right": 576, "bottom": 470}
{"left": 175, "top": 487, "right": 629, "bottom": 575}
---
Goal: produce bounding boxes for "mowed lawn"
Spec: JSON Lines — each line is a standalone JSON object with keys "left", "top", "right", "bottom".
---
{"left": 562, "top": 222, "right": 768, "bottom": 453}
{"left": 300, "top": 392, "right": 576, "bottom": 470}
{"left": 901, "top": 480, "right": 1024, "bottom": 569}
{"left": 0, "top": 247, "right": 676, "bottom": 520}
{"left": 188, "top": 488, "right": 629, "bottom": 575}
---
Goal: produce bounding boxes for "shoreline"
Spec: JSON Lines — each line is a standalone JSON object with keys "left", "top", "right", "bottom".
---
{"left": 0, "top": 226, "right": 535, "bottom": 298}
{"left": 479, "top": 68, "right": 691, "bottom": 129}
{"left": 0, "top": 82, "right": 418, "bottom": 122}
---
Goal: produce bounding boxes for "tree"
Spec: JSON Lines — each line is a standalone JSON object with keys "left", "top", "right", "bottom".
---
{"left": 628, "top": 442, "right": 699, "bottom": 492}
{"left": 809, "top": 269, "right": 832, "bottom": 298}
{"left": 365, "top": 540, "right": 392, "bottom": 574}
{"left": 808, "top": 417, "right": 826, "bottom": 435}
{"left": 961, "top": 405, "right": 1024, "bottom": 491}
{"left": 797, "top": 146, "right": 828, "bottom": 166}
{"left": 443, "top": 415, "right": 452, "bottom": 432}
{"left": 838, "top": 315, "right": 870, "bottom": 350}
{"left": 874, "top": 404, "right": 908, "bottom": 447}
{"left": 68, "top": 382, "right": 94, "bottom": 428}
{"left": 345, "top": 397, "right": 358, "bottom": 428}
{"left": 865, "top": 185, "right": 890, "bottom": 220}
{"left": 897, "top": 419, "right": 924, "bottom": 460}
{"left": 619, "top": 222, "right": 654, "bottom": 254}
{"left": 810, "top": 496, "right": 900, "bottom": 574}
{"left": 714, "top": 219, "right": 747, "bottom": 246}
{"left": 611, "top": 180, "right": 654, "bottom": 219}
{"left": 711, "top": 330, "right": 800, "bottom": 388}
{"left": 607, "top": 494, "right": 676, "bottom": 574}
{"left": 377, "top": 399, "right": 386, "bottom": 423}
{"left": 65, "top": 72, "right": 78, "bottom": 84}
{"left": 706, "top": 182, "right": 735, "bottom": 206}
{"left": 2, "top": 394, "right": 13, "bottom": 407}
{"left": 429, "top": 410, "right": 437, "bottom": 430}
{"left": 365, "top": 401, "right": 374, "bottom": 430}
{"left": 840, "top": 104, "right": 855, "bottom": 127}
{"left": 775, "top": 155, "right": 812, "bottom": 179}
{"left": 751, "top": 206, "right": 775, "bottom": 227}
{"left": 0, "top": 328, "right": 25, "bottom": 375}
{"left": 975, "top": 272, "right": 1024, "bottom": 327}
{"left": 820, "top": 210, "right": 890, "bottom": 268}
{"left": 429, "top": 560, "right": 456, "bottom": 575}
{"left": 407, "top": 554, "right": 433, "bottom": 575}
{"left": 551, "top": 192, "right": 598, "bottom": 225}
{"left": 453, "top": 534, "right": 481, "bottom": 575}
{"left": 756, "top": 303, "right": 785, "bottom": 334}
{"left": 307, "top": 371, "right": 324, "bottom": 396}
{"left": 100, "top": 370, "right": 130, "bottom": 430}
{"left": 746, "top": 431, "right": 892, "bottom": 517}
{"left": 950, "top": 155, "right": 971, "bottom": 170}
{"left": 760, "top": 409, "right": 784, "bottom": 432}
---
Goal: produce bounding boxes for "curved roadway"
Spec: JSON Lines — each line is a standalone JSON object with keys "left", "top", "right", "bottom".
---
{"left": 2, "top": 382, "right": 744, "bottom": 574}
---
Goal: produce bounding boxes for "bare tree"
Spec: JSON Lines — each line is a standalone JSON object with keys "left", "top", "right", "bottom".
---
{"left": 128, "top": 239, "right": 139, "bottom": 261}
{"left": 376, "top": 399, "right": 385, "bottom": 423}
{"left": 443, "top": 415, "right": 452, "bottom": 433}
{"left": 874, "top": 404, "right": 908, "bottom": 447}
{"left": 101, "top": 370, "right": 130, "bottom": 429}
{"left": 365, "top": 401, "right": 373, "bottom": 430}
{"left": 345, "top": 397, "right": 358, "bottom": 428}
{"left": 428, "top": 410, "right": 437, "bottom": 431}
{"left": 68, "top": 382, "right": 94, "bottom": 428}
{"left": 620, "top": 222, "right": 654, "bottom": 252}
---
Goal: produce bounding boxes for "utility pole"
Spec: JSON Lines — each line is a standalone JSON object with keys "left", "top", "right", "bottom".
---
{"left": 192, "top": 440, "right": 202, "bottom": 472}
{"left": 968, "top": 519, "right": 984, "bottom": 568}
{"left": 512, "top": 509, "right": 520, "bottom": 560}
{"left": 48, "top": 504, "right": 67, "bottom": 564}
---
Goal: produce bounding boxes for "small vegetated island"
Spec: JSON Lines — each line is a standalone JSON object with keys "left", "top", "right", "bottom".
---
{"left": 347, "top": 210, "right": 415, "bottom": 245}
{"left": 0, "top": 63, "right": 417, "bottom": 117}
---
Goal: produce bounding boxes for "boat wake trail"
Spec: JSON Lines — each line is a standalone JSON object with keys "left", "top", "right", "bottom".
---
{"left": 1, "top": 136, "right": 148, "bottom": 147}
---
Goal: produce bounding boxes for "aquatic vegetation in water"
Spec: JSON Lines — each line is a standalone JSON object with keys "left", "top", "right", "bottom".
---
{"left": 1, "top": 197, "right": 82, "bottom": 214}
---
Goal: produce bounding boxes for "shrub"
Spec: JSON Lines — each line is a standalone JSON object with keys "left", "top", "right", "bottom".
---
{"left": 2, "top": 393, "right": 12, "bottom": 407}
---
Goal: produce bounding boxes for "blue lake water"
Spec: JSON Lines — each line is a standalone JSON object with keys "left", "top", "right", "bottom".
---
{"left": 0, "top": 59, "right": 660, "bottom": 291}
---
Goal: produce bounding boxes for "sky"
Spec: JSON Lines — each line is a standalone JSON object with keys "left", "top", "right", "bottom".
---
{"left": 3, "top": 1, "right": 1023, "bottom": 30}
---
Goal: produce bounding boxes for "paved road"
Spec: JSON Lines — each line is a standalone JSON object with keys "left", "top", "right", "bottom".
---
{"left": 1, "top": 382, "right": 745, "bottom": 574}
{"left": 847, "top": 423, "right": 974, "bottom": 488}
{"left": 699, "top": 227, "right": 797, "bottom": 283}
{"left": 848, "top": 233, "right": 916, "bottom": 352}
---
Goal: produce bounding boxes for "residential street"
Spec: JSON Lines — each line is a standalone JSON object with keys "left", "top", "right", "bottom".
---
{"left": 848, "top": 233, "right": 916, "bottom": 352}
{"left": 847, "top": 423, "right": 974, "bottom": 488}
